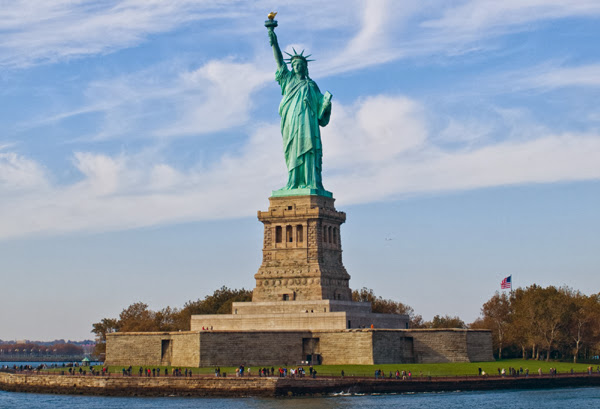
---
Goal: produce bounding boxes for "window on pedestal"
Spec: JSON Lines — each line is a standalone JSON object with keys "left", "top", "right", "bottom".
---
{"left": 275, "top": 226, "right": 282, "bottom": 243}
{"left": 323, "top": 226, "right": 328, "bottom": 243}
{"left": 286, "top": 225, "right": 293, "bottom": 243}
{"left": 328, "top": 226, "right": 333, "bottom": 244}
{"left": 283, "top": 294, "right": 290, "bottom": 301}
{"left": 333, "top": 228, "right": 338, "bottom": 245}
{"left": 296, "top": 225, "right": 303, "bottom": 243}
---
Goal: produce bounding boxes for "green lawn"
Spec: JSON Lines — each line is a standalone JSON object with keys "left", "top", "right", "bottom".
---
{"left": 40, "top": 359, "right": 598, "bottom": 377}
{"left": 312, "top": 360, "right": 596, "bottom": 377}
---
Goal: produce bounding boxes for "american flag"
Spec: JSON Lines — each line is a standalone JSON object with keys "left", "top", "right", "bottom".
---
{"left": 501, "top": 275, "right": 512, "bottom": 289}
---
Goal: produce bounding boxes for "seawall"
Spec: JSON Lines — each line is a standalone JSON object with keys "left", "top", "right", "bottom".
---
{"left": 2, "top": 372, "right": 600, "bottom": 397}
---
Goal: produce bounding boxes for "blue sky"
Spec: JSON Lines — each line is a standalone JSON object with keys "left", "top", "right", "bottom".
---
{"left": 1, "top": 1, "right": 599, "bottom": 341}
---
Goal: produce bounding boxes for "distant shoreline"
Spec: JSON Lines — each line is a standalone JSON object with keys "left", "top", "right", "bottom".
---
{"left": 2, "top": 371, "right": 600, "bottom": 397}
{"left": 0, "top": 357, "right": 86, "bottom": 363}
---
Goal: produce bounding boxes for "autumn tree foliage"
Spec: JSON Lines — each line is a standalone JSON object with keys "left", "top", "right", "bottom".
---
{"left": 352, "top": 287, "right": 425, "bottom": 328}
{"left": 473, "top": 285, "right": 600, "bottom": 362}
{"left": 91, "top": 287, "right": 252, "bottom": 356}
{"left": 93, "top": 285, "right": 471, "bottom": 357}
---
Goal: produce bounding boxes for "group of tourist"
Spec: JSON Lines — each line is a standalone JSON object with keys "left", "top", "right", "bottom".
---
{"left": 2, "top": 363, "right": 79, "bottom": 372}
{"left": 374, "top": 369, "right": 414, "bottom": 380}
{"left": 123, "top": 366, "right": 193, "bottom": 377}
{"left": 2, "top": 364, "right": 40, "bottom": 371}
{"left": 489, "top": 366, "right": 600, "bottom": 378}
{"left": 226, "top": 365, "right": 317, "bottom": 378}
{"left": 116, "top": 366, "right": 196, "bottom": 377}
{"left": 496, "top": 367, "right": 528, "bottom": 377}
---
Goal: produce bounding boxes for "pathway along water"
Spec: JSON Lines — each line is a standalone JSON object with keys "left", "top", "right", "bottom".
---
{"left": 1, "top": 370, "right": 600, "bottom": 397}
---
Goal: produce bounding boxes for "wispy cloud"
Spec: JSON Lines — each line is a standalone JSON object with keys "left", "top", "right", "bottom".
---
{"left": 1, "top": 94, "right": 598, "bottom": 240}
{"left": 0, "top": 0, "right": 236, "bottom": 68}
{"left": 0, "top": 152, "right": 47, "bottom": 191}
{"left": 22, "top": 57, "right": 272, "bottom": 142}
{"left": 1, "top": 2, "right": 598, "bottom": 240}
{"left": 0, "top": 142, "right": 18, "bottom": 151}
{"left": 513, "top": 63, "right": 600, "bottom": 90}
{"left": 4, "top": 1, "right": 598, "bottom": 73}
{"left": 422, "top": 0, "right": 600, "bottom": 32}
{"left": 156, "top": 59, "right": 271, "bottom": 137}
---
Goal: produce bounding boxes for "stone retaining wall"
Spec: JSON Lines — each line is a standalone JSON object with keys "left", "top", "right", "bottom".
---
{"left": 2, "top": 372, "right": 600, "bottom": 397}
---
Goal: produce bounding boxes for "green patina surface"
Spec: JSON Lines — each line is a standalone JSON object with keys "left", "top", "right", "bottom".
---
{"left": 271, "top": 187, "right": 332, "bottom": 198}
{"left": 266, "top": 19, "right": 333, "bottom": 198}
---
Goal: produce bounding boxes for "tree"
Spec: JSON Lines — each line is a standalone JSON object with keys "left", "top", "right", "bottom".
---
{"left": 475, "top": 284, "right": 598, "bottom": 361}
{"left": 154, "top": 306, "right": 180, "bottom": 332}
{"left": 352, "top": 287, "right": 422, "bottom": 327}
{"left": 176, "top": 286, "right": 253, "bottom": 330}
{"left": 118, "top": 302, "right": 157, "bottom": 332}
{"left": 479, "top": 292, "right": 511, "bottom": 359}
{"left": 424, "top": 315, "right": 467, "bottom": 329}
{"left": 510, "top": 286, "right": 544, "bottom": 359}
{"left": 91, "top": 287, "right": 254, "bottom": 342}
{"left": 53, "top": 343, "right": 84, "bottom": 355}
{"left": 533, "top": 287, "right": 569, "bottom": 361}
{"left": 91, "top": 318, "right": 119, "bottom": 356}
{"left": 565, "top": 290, "right": 600, "bottom": 363}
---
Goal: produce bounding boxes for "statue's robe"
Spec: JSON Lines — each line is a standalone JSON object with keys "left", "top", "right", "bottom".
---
{"left": 276, "top": 65, "right": 331, "bottom": 190}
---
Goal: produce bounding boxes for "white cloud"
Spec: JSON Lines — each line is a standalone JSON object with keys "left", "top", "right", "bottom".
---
{"left": 0, "top": 0, "right": 234, "bottom": 68}
{"left": 514, "top": 63, "right": 600, "bottom": 90}
{"left": 325, "top": 95, "right": 427, "bottom": 168}
{"left": 0, "top": 152, "right": 47, "bottom": 191}
{"left": 24, "top": 58, "right": 272, "bottom": 141}
{"left": 316, "top": 1, "right": 600, "bottom": 77}
{"left": 1, "top": 95, "right": 599, "bottom": 240}
{"left": 156, "top": 60, "right": 272, "bottom": 137}
{"left": 422, "top": 0, "right": 600, "bottom": 32}
{"left": 0, "top": 1, "right": 361, "bottom": 69}
{"left": 0, "top": 122, "right": 284, "bottom": 239}
{"left": 2, "top": 1, "right": 598, "bottom": 80}
{"left": 434, "top": 118, "right": 493, "bottom": 145}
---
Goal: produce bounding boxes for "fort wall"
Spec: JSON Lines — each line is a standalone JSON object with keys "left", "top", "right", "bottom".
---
{"left": 106, "top": 332, "right": 200, "bottom": 367}
{"left": 106, "top": 329, "right": 494, "bottom": 367}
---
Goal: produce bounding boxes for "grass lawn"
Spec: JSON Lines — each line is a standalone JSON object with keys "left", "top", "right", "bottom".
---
{"left": 40, "top": 359, "right": 598, "bottom": 378}
{"left": 312, "top": 359, "right": 596, "bottom": 377}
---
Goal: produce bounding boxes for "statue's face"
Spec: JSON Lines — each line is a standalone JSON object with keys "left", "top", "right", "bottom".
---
{"left": 292, "top": 59, "right": 307, "bottom": 77}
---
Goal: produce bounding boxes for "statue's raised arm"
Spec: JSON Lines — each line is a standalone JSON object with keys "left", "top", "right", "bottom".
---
{"left": 267, "top": 28, "right": 285, "bottom": 71}
{"left": 265, "top": 12, "right": 284, "bottom": 71}
{"left": 264, "top": 13, "right": 333, "bottom": 198}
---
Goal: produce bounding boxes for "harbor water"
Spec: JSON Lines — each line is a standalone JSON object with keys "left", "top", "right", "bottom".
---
{"left": 1, "top": 386, "right": 599, "bottom": 408}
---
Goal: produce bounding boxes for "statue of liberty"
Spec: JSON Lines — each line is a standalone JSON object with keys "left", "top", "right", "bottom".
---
{"left": 266, "top": 15, "right": 333, "bottom": 197}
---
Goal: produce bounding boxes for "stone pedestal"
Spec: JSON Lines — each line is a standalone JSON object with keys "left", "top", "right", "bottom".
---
{"left": 252, "top": 195, "right": 351, "bottom": 302}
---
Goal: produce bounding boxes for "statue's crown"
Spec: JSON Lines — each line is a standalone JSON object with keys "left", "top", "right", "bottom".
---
{"left": 284, "top": 48, "right": 314, "bottom": 64}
